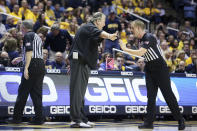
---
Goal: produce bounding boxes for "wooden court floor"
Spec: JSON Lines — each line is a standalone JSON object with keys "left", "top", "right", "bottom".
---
{"left": 0, "top": 120, "right": 197, "bottom": 131}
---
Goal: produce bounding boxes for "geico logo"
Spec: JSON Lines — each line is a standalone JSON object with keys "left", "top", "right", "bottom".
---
{"left": 125, "top": 106, "right": 147, "bottom": 113}
{"left": 186, "top": 73, "right": 196, "bottom": 77}
{"left": 0, "top": 75, "right": 57, "bottom": 102}
{"left": 121, "top": 71, "right": 133, "bottom": 76}
{"left": 50, "top": 106, "right": 70, "bottom": 114}
{"left": 5, "top": 67, "right": 20, "bottom": 72}
{"left": 86, "top": 77, "right": 180, "bottom": 103}
{"left": 159, "top": 106, "right": 183, "bottom": 113}
{"left": 192, "top": 106, "right": 197, "bottom": 114}
{"left": 8, "top": 106, "right": 35, "bottom": 115}
{"left": 91, "top": 70, "right": 98, "bottom": 75}
{"left": 47, "top": 69, "right": 61, "bottom": 73}
{"left": 89, "top": 106, "right": 116, "bottom": 113}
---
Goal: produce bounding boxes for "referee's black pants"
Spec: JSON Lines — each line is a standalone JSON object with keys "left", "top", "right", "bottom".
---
{"left": 13, "top": 58, "right": 45, "bottom": 120}
{"left": 69, "top": 59, "right": 90, "bottom": 123}
{"left": 145, "top": 62, "right": 182, "bottom": 123}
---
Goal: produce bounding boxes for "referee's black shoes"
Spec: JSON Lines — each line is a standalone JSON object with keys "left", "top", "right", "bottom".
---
{"left": 6, "top": 118, "right": 22, "bottom": 124}
{"left": 138, "top": 121, "right": 153, "bottom": 129}
{"left": 178, "top": 118, "right": 185, "bottom": 130}
{"left": 28, "top": 118, "right": 44, "bottom": 125}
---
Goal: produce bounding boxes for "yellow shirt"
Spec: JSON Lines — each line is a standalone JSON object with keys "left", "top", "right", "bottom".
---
{"left": 120, "top": 31, "right": 127, "bottom": 44}
{"left": 134, "top": 7, "right": 145, "bottom": 15}
{"left": 32, "top": 13, "right": 39, "bottom": 23}
{"left": 0, "top": 6, "right": 10, "bottom": 13}
{"left": 10, "top": 12, "right": 21, "bottom": 25}
{"left": 116, "top": 5, "right": 128, "bottom": 15}
{"left": 45, "top": 9, "right": 55, "bottom": 20}
{"left": 143, "top": 8, "right": 160, "bottom": 16}
{"left": 185, "top": 57, "right": 192, "bottom": 66}
{"left": 178, "top": 41, "right": 184, "bottom": 50}
{"left": 18, "top": 7, "right": 34, "bottom": 21}
{"left": 165, "top": 58, "right": 176, "bottom": 72}
{"left": 60, "top": 22, "right": 70, "bottom": 30}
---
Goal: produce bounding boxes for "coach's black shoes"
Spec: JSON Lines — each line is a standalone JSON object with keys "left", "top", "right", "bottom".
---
{"left": 138, "top": 122, "right": 153, "bottom": 129}
{"left": 178, "top": 118, "right": 185, "bottom": 130}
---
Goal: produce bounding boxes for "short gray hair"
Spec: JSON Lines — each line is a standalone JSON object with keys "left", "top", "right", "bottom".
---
{"left": 22, "top": 20, "right": 33, "bottom": 30}
{"left": 89, "top": 12, "right": 105, "bottom": 23}
{"left": 51, "top": 23, "right": 60, "bottom": 31}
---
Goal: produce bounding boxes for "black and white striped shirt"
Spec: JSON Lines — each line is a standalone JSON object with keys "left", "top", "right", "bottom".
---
{"left": 23, "top": 32, "right": 43, "bottom": 60}
{"left": 140, "top": 33, "right": 164, "bottom": 63}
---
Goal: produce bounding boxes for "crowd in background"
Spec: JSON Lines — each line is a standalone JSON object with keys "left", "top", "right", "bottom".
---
{"left": 0, "top": 0, "right": 196, "bottom": 74}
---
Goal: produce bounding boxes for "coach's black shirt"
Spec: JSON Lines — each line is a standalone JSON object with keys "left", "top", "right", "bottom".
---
{"left": 140, "top": 33, "right": 166, "bottom": 68}
{"left": 69, "top": 22, "right": 103, "bottom": 69}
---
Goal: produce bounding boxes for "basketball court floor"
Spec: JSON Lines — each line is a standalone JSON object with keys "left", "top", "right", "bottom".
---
{"left": 0, "top": 120, "right": 197, "bottom": 131}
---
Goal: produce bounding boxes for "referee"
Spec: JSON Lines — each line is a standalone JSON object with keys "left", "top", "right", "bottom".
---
{"left": 119, "top": 20, "right": 185, "bottom": 130}
{"left": 8, "top": 20, "right": 45, "bottom": 125}
{"left": 69, "top": 12, "right": 117, "bottom": 128}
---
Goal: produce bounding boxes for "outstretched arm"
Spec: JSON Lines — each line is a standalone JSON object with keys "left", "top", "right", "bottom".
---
{"left": 119, "top": 39, "right": 147, "bottom": 57}
{"left": 100, "top": 31, "right": 118, "bottom": 41}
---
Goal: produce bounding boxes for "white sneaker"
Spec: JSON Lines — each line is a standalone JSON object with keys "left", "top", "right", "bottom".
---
{"left": 70, "top": 122, "right": 92, "bottom": 128}
{"left": 86, "top": 121, "right": 95, "bottom": 126}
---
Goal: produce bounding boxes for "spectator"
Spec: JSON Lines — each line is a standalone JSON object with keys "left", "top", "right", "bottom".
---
{"left": 185, "top": 50, "right": 197, "bottom": 66}
{"left": 98, "top": 52, "right": 112, "bottom": 71}
{"left": 44, "top": 23, "right": 72, "bottom": 61}
{"left": 43, "top": 49, "right": 52, "bottom": 69}
{"left": 54, "top": 3, "right": 62, "bottom": 20}
{"left": 184, "top": 20, "right": 194, "bottom": 38}
{"left": 102, "top": 2, "right": 111, "bottom": 16}
{"left": 103, "top": 10, "right": 121, "bottom": 54}
{"left": 0, "top": 51, "right": 10, "bottom": 67}
{"left": 73, "top": 7, "right": 83, "bottom": 25}
{"left": 0, "top": 32, "right": 12, "bottom": 51}
{"left": 3, "top": 37, "right": 19, "bottom": 61}
{"left": 8, "top": 0, "right": 18, "bottom": 12}
{"left": 10, "top": 4, "right": 20, "bottom": 25}
{"left": 18, "top": 0, "right": 34, "bottom": 21}
{"left": 32, "top": 5, "right": 39, "bottom": 22}
{"left": 175, "top": 50, "right": 186, "bottom": 65}
{"left": 66, "top": 7, "right": 74, "bottom": 21}
{"left": 164, "top": 50, "right": 176, "bottom": 72}
{"left": 189, "top": 37, "right": 196, "bottom": 50}
{"left": 114, "top": 52, "right": 126, "bottom": 71}
{"left": 51, "top": 52, "right": 66, "bottom": 69}
{"left": 178, "top": 32, "right": 187, "bottom": 50}
{"left": 186, "top": 55, "right": 197, "bottom": 73}
{"left": 133, "top": 58, "right": 145, "bottom": 73}
{"left": 37, "top": 2, "right": 44, "bottom": 12}
{"left": 0, "top": 15, "right": 7, "bottom": 35}
{"left": 45, "top": 0, "right": 55, "bottom": 20}
{"left": 33, "top": 14, "right": 48, "bottom": 32}
{"left": 183, "top": 43, "right": 190, "bottom": 58}
{"left": 160, "top": 41, "right": 169, "bottom": 53}
{"left": 156, "top": 3, "right": 166, "bottom": 23}
{"left": 174, "top": 61, "right": 187, "bottom": 73}
{"left": 0, "top": 0, "right": 11, "bottom": 13}
{"left": 5, "top": 16, "right": 16, "bottom": 30}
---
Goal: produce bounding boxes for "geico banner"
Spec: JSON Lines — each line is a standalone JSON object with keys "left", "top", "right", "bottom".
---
{"left": 0, "top": 71, "right": 197, "bottom": 116}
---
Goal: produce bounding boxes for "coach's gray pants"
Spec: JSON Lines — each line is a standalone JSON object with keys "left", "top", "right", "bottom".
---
{"left": 69, "top": 59, "right": 90, "bottom": 123}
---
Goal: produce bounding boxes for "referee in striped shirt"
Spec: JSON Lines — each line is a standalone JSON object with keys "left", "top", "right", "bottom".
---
{"left": 119, "top": 20, "right": 185, "bottom": 130}
{"left": 8, "top": 20, "right": 45, "bottom": 125}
